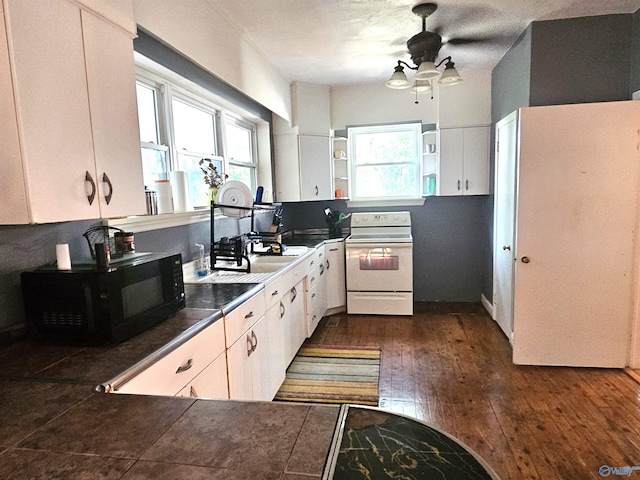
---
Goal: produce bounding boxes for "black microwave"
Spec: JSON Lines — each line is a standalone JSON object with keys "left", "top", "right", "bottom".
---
{"left": 21, "top": 252, "right": 185, "bottom": 345}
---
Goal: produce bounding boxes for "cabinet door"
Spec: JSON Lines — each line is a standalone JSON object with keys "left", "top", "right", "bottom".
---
{"left": 0, "top": 0, "right": 28, "bottom": 223}
{"left": 462, "top": 126, "right": 490, "bottom": 195}
{"left": 82, "top": 11, "right": 146, "bottom": 217}
{"left": 253, "top": 308, "right": 285, "bottom": 400}
{"left": 177, "top": 352, "right": 229, "bottom": 400}
{"left": 282, "top": 282, "right": 306, "bottom": 367}
{"left": 324, "top": 242, "right": 346, "bottom": 310}
{"left": 5, "top": 0, "right": 98, "bottom": 222}
{"left": 274, "top": 133, "right": 302, "bottom": 202}
{"left": 437, "top": 128, "right": 464, "bottom": 196}
{"left": 226, "top": 328, "right": 256, "bottom": 400}
{"left": 299, "top": 135, "right": 332, "bottom": 201}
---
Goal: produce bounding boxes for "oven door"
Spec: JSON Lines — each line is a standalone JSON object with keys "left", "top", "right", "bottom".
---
{"left": 345, "top": 242, "right": 413, "bottom": 292}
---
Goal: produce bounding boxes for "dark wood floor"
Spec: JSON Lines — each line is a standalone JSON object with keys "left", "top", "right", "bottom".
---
{"left": 308, "top": 303, "right": 640, "bottom": 479}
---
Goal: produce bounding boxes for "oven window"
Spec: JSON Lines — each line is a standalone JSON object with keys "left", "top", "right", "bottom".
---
{"left": 359, "top": 249, "right": 399, "bottom": 270}
{"left": 121, "top": 277, "right": 163, "bottom": 318}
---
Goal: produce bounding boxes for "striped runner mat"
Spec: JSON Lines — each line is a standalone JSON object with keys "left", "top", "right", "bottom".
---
{"left": 274, "top": 344, "right": 380, "bottom": 406}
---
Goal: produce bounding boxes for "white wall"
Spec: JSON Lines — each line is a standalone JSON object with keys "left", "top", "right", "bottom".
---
{"left": 330, "top": 82, "right": 438, "bottom": 130}
{"left": 132, "top": 0, "right": 291, "bottom": 121}
{"left": 438, "top": 69, "right": 492, "bottom": 127}
{"left": 330, "top": 70, "right": 492, "bottom": 130}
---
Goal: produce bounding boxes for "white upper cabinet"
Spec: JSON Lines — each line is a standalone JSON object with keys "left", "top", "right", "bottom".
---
{"left": 438, "top": 126, "right": 490, "bottom": 196}
{"left": 1, "top": 0, "right": 145, "bottom": 224}
{"left": 274, "top": 82, "right": 333, "bottom": 202}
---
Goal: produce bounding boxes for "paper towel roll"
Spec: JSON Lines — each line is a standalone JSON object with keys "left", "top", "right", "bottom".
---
{"left": 155, "top": 179, "right": 173, "bottom": 214}
{"left": 169, "top": 171, "right": 192, "bottom": 212}
{"left": 56, "top": 244, "right": 71, "bottom": 270}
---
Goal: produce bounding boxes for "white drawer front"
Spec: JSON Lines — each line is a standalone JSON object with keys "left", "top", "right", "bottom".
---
{"left": 224, "top": 291, "right": 266, "bottom": 347}
{"left": 117, "top": 320, "right": 225, "bottom": 396}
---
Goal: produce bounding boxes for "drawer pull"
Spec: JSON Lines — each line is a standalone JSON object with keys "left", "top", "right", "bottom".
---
{"left": 329, "top": 247, "right": 339, "bottom": 252}
{"left": 311, "top": 293, "right": 316, "bottom": 299}
{"left": 290, "top": 286, "right": 297, "bottom": 302}
{"left": 251, "top": 330, "right": 258, "bottom": 351}
{"left": 271, "top": 290, "right": 279, "bottom": 296}
{"left": 326, "top": 259, "right": 330, "bottom": 270}
{"left": 279, "top": 301, "right": 286, "bottom": 319}
{"left": 244, "top": 311, "right": 254, "bottom": 319}
{"left": 319, "top": 264, "right": 325, "bottom": 275}
{"left": 176, "top": 358, "right": 193, "bottom": 374}
{"left": 310, "top": 260, "right": 315, "bottom": 266}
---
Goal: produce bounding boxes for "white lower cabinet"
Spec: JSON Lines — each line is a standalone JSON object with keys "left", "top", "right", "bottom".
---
{"left": 116, "top": 320, "right": 226, "bottom": 397}
{"left": 324, "top": 241, "right": 346, "bottom": 311}
{"left": 226, "top": 310, "right": 284, "bottom": 401}
{"left": 305, "top": 251, "right": 327, "bottom": 337}
{"left": 282, "top": 280, "right": 306, "bottom": 367}
{"left": 177, "top": 352, "right": 229, "bottom": 399}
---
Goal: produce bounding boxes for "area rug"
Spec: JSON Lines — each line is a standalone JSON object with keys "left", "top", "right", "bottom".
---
{"left": 274, "top": 344, "right": 380, "bottom": 406}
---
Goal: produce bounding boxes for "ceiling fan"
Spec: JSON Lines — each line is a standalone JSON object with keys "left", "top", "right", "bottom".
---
{"left": 386, "top": 2, "right": 464, "bottom": 91}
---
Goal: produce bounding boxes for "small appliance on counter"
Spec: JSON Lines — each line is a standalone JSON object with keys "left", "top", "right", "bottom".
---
{"left": 324, "top": 208, "right": 351, "bottom": 238}
{"left": 20, "top": 252, "right": 185, "bottom": 345}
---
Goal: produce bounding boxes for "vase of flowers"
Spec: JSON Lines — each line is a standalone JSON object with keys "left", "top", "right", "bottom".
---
{"left": 199, "top": 158, "right": 228, "bottom": 204}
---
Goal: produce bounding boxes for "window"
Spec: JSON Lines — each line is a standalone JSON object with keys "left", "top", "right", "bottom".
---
{"left": 348, "top": 123, "right": 421, "bottom": 200}
{"left": 135, "top": 71, "right": 259, "bottom": 208}
{"left": 136, "top": 81, "right": 168, "bottom": 189}
{"left": 224, "top": 116, "right": 256, "bottom": 190}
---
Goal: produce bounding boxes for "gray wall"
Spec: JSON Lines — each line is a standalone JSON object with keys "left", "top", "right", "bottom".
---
{"left": 483, "top": 11, "right": 639, "bottom": 301}
{"left": 0, "top": 212, "right": 272, "bottom": 339}
{"left": 283, "top": 197, "right": 488, "bottom": 302}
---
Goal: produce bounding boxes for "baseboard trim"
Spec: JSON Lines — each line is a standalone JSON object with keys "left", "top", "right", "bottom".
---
{"left": 480, "top": 294, "right": 495, "bottom": 319}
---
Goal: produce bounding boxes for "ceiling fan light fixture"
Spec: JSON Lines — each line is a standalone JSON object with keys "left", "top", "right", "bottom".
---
{"left": 438, "top": 60, "right": 463, "bottom": 85}
{"left": 411, "top": 79, "right": 432, "bottom": 94}
{"left": 386, "top": 64, "right": 411, "bottom": 89}
{"left": 414, "top": 61, "right": 440, "bottom": 80}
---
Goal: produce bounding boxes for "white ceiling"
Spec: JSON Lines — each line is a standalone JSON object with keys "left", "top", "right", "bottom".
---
{"left": 205, "top": 0, "right": 640, "bottom": 86}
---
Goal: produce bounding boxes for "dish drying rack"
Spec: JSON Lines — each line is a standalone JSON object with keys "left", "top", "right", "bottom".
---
{"left": 83, "top": 225, "right": 125, "bottom": 259}
{"left": 210, "top": 200, "right": 283, "bottom": 273}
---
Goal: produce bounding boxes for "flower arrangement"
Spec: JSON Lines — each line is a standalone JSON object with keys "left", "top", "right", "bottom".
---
{"left": 199, "top": 158, "right": 228, "bottom": 188}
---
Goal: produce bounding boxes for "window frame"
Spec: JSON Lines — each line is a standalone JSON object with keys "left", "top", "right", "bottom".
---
{"left": 348, "top": 122, "right": 422, "bottom": 201}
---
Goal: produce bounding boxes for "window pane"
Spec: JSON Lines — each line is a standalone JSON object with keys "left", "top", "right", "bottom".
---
{"left": 227, "top": 164, "right": 254, "bottom": 191}
{"left": 354, "top": 130, "right": 417, "bottom": 165}
{"left": 136, "top": 83, "right": 159, "bottom": 144}
{"left": 141, "top": 147, "right": 167, "bottom": 188}
{"left": 178, "top": 153, "right": 221, "bottom": 207}
{"left": 172, "top": 99, "right": 215, "bottom": 154}
{"left": 349, "top": 123, "right": 421, "bottom": 199}
{"left": 355, "top": 164, "right": 417, "bottom": 197}
{"left": 225, "top": 122, "right": 252, "bottom": 163}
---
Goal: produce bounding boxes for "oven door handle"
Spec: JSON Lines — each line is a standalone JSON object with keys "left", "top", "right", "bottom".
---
{"left": 346, "top": 243, "right": 413, "bottom": 249}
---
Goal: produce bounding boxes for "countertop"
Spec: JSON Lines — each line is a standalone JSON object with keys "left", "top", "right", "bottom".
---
{"left": 0, "top": 250, "right": 498, "bottom": 479}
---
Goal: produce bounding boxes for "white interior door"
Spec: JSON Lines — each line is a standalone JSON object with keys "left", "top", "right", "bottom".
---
{"left": 493, "top": 112, "right": 518, "bottom": 341}
{"left": 513, "top": 102, "right": 640, "bottom": 367}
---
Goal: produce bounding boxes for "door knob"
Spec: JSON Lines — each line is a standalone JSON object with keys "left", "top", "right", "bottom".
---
{"left": 503, "top": 245, "right": 511, "bottom": 251}
{"left": 521, "top": 256, "right": 530, "bottom": 263}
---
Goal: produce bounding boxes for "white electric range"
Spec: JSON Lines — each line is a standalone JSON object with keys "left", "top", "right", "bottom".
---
{"left": 345, "top": 211, "right": 413, "bottom": 315}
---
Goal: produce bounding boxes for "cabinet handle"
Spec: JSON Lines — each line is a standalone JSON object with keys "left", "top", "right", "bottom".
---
{"left": 290, "top": 286, "right": 297, "bottom": 302}
{"left": 251, "top": 330, "right": 258, "bottom": 351}
{"left": 315, "top": 185, "right": 319, "bottom": 196}
{"left": 503, "top": 245, "right": 511, "bottom": 251}
{"left": 329, "top": 247, "right": 338, "bottom": 252}
{"left": 319, "top": 264, "right": 325, "bottom": 275}
{"left": 190, "top": 386, "right": 198, "bottom": 397}
{"left": 85, "top": 171, "right": 96, "bottom": 205}
{"left": 279, "top": 301, "right": 285, "bottom": 319}
{"left": 457, "top": 179, "right": 461, "bottom": 191}
{"left": 310, "top": 276, "right": 316, "bottom": 285}
{"left": 246, "top": 334, "right": 253, "bottom": 357}
{"left": 271, "top": 290, "right": 279, "bottom": 296}
{"left": 521, "top": 256, "right": 530, "bottom": 264}
{"left": 326, "top": 259, "right": 330, "bottom": 270}
{"left": 244, "top": 311, "right": 254, "bottom": 319}
{"left": 102, "top": 173, "right": 113, "bottom": 205}
{"left": 465, "top": 179, "right": 469, "bottom": 191}
{"left": 310, "top": 260, "right": 315, "bottom": 266}
{"left": 311, "top": 293, "right": 316, "bottom": 299}
{"left": 176, "top": 358, "right": 193, "bottom": 374}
